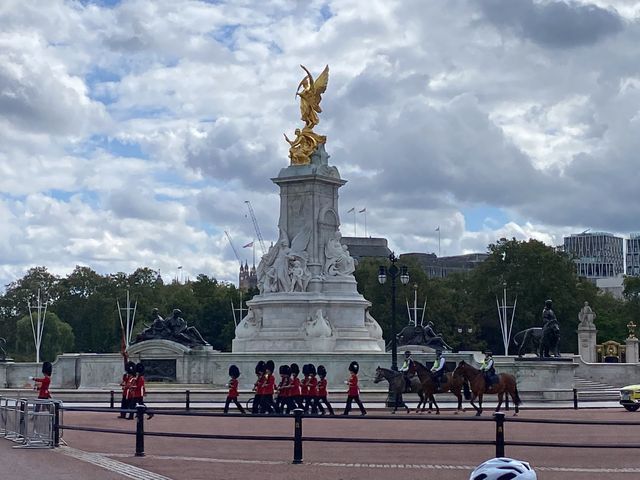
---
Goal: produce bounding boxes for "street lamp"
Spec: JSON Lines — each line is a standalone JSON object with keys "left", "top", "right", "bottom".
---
{"left": 456, "top": 325, "right": 474, "bottom": 352}
{"left": 378, "top": 252, "right": 410, "bottom": 371}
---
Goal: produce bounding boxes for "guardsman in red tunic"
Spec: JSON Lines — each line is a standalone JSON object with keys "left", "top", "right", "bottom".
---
{"left": 252, "top": 360, "right": 266, "bottom": 414}
{"left": 342, "top": 361, "right": 367, "bottom": 416}
{"left": 127, "top": 363, "right": 153, "bottom": 420}
{"left": 276, "top": 364, "right": 291, "bottom": 414}
{"left": 118, "top": 361, "right": 136, "bottom": 418}
{"left": 260, "top": 360, "right": 277, "bottom": 414}
{"left": 301, "top": 364, "right": 311, "bottom": 413}
{"left": 289, "top": 363, "right": 303, "bottom": 411}
{"left": 224, "top": 365, "right": 246, "bottom": 414}
{"left": 317, "top": 365, "right": 335, "bottom": 415}
{"left": 31, "top": 361, "right": 53, "bottom": 412}
{"left": 304, "top": 364, "right": 319, "bottom": 414}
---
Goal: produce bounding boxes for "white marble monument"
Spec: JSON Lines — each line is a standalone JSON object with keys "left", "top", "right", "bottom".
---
{"left": 233, "top": 65, "right": 384, "bottom": 353}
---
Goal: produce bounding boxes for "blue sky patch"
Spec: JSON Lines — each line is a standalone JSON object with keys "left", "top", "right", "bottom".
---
{"left": 462, "top": 205, "right": 510, "bottom": 231}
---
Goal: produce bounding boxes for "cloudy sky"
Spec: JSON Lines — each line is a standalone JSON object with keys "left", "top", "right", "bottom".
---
{"left": 1, "top": 0, "right": 639, "bottom": 289}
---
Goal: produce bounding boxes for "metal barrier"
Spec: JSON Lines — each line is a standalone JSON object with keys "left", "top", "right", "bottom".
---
{"left": 0, "top": 396, "right": 59, "bottom": 448}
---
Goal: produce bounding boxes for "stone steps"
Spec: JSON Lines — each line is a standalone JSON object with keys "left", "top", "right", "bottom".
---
{"left": 574, "top": 376, "right": 620, "bottom": 401}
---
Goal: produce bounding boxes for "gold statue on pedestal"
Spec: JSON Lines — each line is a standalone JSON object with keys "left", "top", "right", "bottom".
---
{"left": 285, "top": 65, "right": 329, "bottom": 165}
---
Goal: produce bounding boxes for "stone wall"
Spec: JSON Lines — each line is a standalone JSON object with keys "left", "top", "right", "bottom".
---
{"left": 574, "top": 355, "right": 640, "bottom": 387}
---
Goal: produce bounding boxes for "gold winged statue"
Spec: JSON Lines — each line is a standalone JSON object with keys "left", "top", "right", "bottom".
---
{"left": 284, "top": 65, "right": 329, "bottom": 165}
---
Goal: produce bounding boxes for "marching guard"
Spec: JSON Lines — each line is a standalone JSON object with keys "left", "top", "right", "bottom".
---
{"left": 118, "top": 361, "right": 136, "bottom": 418}
{"left": 342, "top": 361, "right": 367, "bottom": 416}
{"left": 260, "top": 360, "right": 277, "bottom": 414}
{"left": 289, "top": 363, "right": 303, "bottom": 411}
{"left": 224, "top": 365, "right": 246, "bottom": 414}
{"left": 127, "top": 363, "right": 153, "bottom": 420}
{"left": 316, "top": 365, "right": 334, "bottom": 415}
{"left": 301, "top": 364, "right": 311, "bottom": 413}
{"left": 276, "top": 364, "right": 291, "bottom": 413}
{"left": 304, "top": 364, "right": 319, "bottom": 414}
{"left": 252, "top": 360, "right": 266, "bottom": 414}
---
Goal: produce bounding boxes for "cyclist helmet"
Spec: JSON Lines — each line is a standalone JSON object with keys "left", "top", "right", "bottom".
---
{"left": 469, "top": 457, "right": 536, "bottom": 480}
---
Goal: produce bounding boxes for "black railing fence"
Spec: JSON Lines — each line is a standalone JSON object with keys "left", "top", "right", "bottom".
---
{"left": 57, "top": 404, "right": 640, "bottom": 463}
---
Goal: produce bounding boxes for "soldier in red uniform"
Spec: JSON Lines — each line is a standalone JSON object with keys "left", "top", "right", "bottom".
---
{"left": 301, "top": 364, "right": 311, "bottom": 413}
{"left": 30, "top": 361, "right": 53, "bottom": 412}
{"left": 316, "top": 365, "right": 334, "bottom": 415}
{"left": 276, "top": 364, "right": 291, "bottom": 414}
{"left": 118, "top": 361, "right": 136, "bottom": 418}
{"left": 289, "top": 363, "right": 303, "bottom": 411}
{"left": 224, "top": 365, "right": 246, "bottom": 414}
{"left": 260, "top": 360, "right": 277, "bottom": 414}
{"left": 304, "top": 364, "right": 319, "bottom": 414}
{"left": 252, "top": 361, "right": 265, "bottom": 414}
{"left": 127, "top": 363, "right": 153, "bottom": 420}
{"left": 342, "top": 361, "right": 367, "bottom": 416}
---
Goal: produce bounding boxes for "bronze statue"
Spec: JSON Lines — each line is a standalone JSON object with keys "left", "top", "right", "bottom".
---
{"left": 395, "top": 321, "right": 452, "bottom": 351}
{"left": 540, "top": 300, "right": 560, "bottom": 357}
{"left": 134, "top": 308, "right": 209, "bottom": 347}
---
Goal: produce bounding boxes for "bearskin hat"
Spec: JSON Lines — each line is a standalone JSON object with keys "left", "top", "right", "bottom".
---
{"left": 265, "top": 360, "right": 275, "bottom": 373}
{"left": 307, "top": 363, "right": 316, "bottom": 375}
{"left": 302, "top": 364, "right": 311, "bottom": 376}
{"left": 290, "top": 363, "right": 300, "bottom": 376}
{"left": 317, "top": 365, "right": 327, "bottom": 377}
{"left": 42, "top": 361, "right": 53, "bottom": 376}
{"left": 348, "top": 361, "right": 359, "bottom": 374}
{"left": 255, "top": 360, "right": 266, "bottom": 375}
{"left": 279, "top": 364, "right": 291, "bottom": 375}
{"left": 126, "top": 361, "right": 136, "bottom": 375}
{"left": 135, "top": 362, "right": 145, "bottom": 375}
{"left": 228, "top": 364, "right": 240, "bottom": 378}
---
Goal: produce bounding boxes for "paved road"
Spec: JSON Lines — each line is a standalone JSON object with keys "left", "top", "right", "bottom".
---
{"left": 4, "top": 407, "right": 640, "bottom": 479}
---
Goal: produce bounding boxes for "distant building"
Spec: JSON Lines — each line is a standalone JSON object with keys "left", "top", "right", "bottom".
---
{"left": 400, "top": 252, "right": 489, "bottom": 278}
{"left": 596, "top": 275, "right": 625, "bottom": 299}
{"left": 563, "top": 232, "right": 624, "bottom": 278}
{"left": 341, "top": 236, "right": 392, "bottom": 262}
{"left": 239, "top": 262, "right": 257, "bottom": 291}
{"left": 627, "top": 234, "right": 640, "bottom": 276}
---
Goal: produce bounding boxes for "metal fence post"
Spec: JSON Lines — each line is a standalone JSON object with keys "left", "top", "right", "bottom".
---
{"left": 292, "top": 408, "right": 303, "bottom": 464}
{"left": 53, "top": 401, "right": 61, "bottom": 447}
{"left": 494, "top": 412, "right": 505, "bottom": 458}
{"left": 186, "top": 390, "right": 191, "bottom": 410}
{"left": 573, "top": 388, "right": 578, "bottom": 410}
{"left": 110, "top": 390, "right": 115, "bottom": 409}
{"left": 135, "top": 405, "right": 145, "bottom": 457}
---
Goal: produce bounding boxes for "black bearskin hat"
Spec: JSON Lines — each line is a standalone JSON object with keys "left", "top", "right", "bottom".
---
{"left": 302, "top": 364, "right": 311, "bottom": 376}
{"left": 255, "top": 360, "right": 266, "bottom": 375}
{"left": 42, "top": 361, "right": 53, "bottom": 376}
{"left": 228, "top": 364, "right": 240, "bottom": 378}
{"left": 348, "top": 361, "right": 359, "bottom": 374}
{"left": 279, "top": 364, "right": 291, "bottom": 375}
{"left": 290, "top": 363, "right": 300, "bottom": 376}
{"left": 126, "top": 361, "right": 136, "bottom": 374}
{"left": 135, "top": 362, "right": 145, "bottom": 375}
{"left": 317, "top": 365, "right": 327, "bottom": 377}
{"left": 265, "top": 360, "right": 275, "bottom": 373}
{"left": 307, "top": 363, "right": 316, "bottom": 375}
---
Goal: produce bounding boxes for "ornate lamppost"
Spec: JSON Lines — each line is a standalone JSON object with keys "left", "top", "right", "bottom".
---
{"left": 378, "top": 253, "right": 410, "bottom": 370}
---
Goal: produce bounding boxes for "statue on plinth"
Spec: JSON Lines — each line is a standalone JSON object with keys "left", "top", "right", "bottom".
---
{"left": 134, "top": 308, "right": 209, "bottom": 347}
{"left": 324, "top": 231, "right": 355, "bottom": 277}
{"left": 396, "top": 321, "right": 452, "bottom": 351}
{"left": 578, "top": 301, "right": 596, "bottom": 329}
{"left": 540, "top": 299, "right": 561, "bottom": 357}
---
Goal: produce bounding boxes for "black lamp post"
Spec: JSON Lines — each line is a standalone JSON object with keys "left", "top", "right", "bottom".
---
{"left": 378, "top": 252, "right": 410, "bottom": 371}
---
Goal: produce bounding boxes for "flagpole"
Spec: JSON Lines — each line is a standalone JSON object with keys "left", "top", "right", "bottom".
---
{"left": 354, "top": 209, "right": 357, "bottom": 236}
{"left": 438, "top": 228, "right": 441, "bottom": 257}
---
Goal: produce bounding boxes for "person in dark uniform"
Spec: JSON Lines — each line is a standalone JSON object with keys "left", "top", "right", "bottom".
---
{"left": 399, "top": 350, "right": 416, "bottom": 393}
{"left": 252, "top": 360, "right": 266, "bottom": 414}
{"left": 260, "top": 360, "right": 277, "bottom": 414}
{"left": 224, "top": 365, "right": 246, "bottom": 414}
{"left": 342, "top": 361, "right": 367, "bottom": 416}
{"left": 289, "top": 363, "right": 303, "bottom": 411}
{"left": 316, "top": 365, "right": 335, "bottom": 415}
{"left": 480, "top": 351, "right": 496, "bottom": 389}
{"left": 430, "top": 349, "right": 446, "bottom": 391}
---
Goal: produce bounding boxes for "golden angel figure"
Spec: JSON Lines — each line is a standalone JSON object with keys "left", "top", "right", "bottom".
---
{"left": 296, "top": 65, "right": 329, "bottom": 128}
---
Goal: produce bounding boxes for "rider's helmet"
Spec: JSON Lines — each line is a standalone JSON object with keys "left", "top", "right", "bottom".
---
{"left": 404, "top": 350, "right": 411, "bottom": 357}
{"left": 469, "top": 457, "right": 536, "bottom": 480}
{"left": 544, "top": 299, "right": 553, "bottom": 309}
{"left": 435, "top": 349, "right": 443, "bottom": 356}
{"left": 485, "top": 350, "right": 493, "bottom": 356}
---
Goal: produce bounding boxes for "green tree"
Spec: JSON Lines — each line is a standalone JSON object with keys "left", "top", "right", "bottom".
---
{"left": 15, "top": 312, "right": 74, "bottom": 362}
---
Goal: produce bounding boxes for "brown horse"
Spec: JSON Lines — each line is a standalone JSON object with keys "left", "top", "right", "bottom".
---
{"left": 453, "top": 360, "right": 521, "bottom": 416}
{"left": 413, "top": 361, "right": 466, "bottom": 414}
{"left": 373, "top": 366, "right": 429, "bottom": 414}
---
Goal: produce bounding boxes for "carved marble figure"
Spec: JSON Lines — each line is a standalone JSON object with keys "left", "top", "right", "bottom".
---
{"left": 324, "top": 231, "right": 355, "bottom": 276}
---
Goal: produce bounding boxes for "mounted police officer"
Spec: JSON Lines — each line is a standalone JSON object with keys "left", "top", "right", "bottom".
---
{"left": 399, "top": 350, "right": 415, "bottom": 393}
{"left": 480, "top": 350, "right": 496, "bottom": 389}
{"left": 430, "top": 349, "right": 446, "bottom": 390}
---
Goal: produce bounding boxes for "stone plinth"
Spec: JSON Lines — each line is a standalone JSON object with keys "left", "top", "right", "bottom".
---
{"left": 626, "top": 337, "right": 639, "bottom": 363}
{"left": 578, "top": 325, "right": 597, "bottom": 363}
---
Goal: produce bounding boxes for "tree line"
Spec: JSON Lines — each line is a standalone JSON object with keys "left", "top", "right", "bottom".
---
{"left": 1, "top": 238, "right": 638, "bottom": 362}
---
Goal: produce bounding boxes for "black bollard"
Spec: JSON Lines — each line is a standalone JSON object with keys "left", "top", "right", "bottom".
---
{"left": 573, "top": 388, "right": 578, "bottom": 410}
{"left": 135, "top": 405, "right": 145, "bottom": 457}
{"left": 292, "top": 409, "right": 303, "bottom": 464}
{"left": 110, "top": 390, "right": 115, "bottom": 409}
{"left": 494, "top": 412, "right": 505, "bottom": 458}
{"left": 53, "top": 401, "right": 61, "bottom": 447}
{"left": 186, "top": 390, "right": 191, "bottom": 410}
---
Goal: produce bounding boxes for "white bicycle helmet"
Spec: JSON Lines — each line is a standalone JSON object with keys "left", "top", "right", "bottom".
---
{"left": 469, "top": 457, "right": 537, "bottom": 480}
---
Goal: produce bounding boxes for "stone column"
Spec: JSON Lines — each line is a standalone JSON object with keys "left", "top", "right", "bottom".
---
{"left": 577, "top": 302, "right": 597, "bottom": 363}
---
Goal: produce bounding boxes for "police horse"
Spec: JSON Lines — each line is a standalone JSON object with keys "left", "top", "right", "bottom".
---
{"left": 373, "top": 366, "right": 429, "bottom": 414}
{"left": 453, "top": 360, "right": 521, "bottom": 416}
{"left": 413, "top": 361, "right": 466, "bottom": 415}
